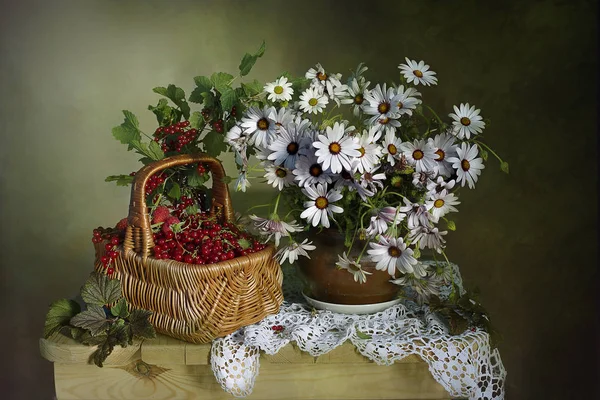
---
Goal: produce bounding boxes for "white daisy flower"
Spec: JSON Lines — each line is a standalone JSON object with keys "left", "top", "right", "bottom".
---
{"left": 426, "top": 176, "right": 456, "bottom": 196}
{"left": 264, "top": 76, "right": 294, "bottom": 102}
{"left": 363, "top": 83, "right": 401, "bottom": 128}
{"left": 381, "top": 128, "right": 402, "bottom": 166}
{"left": 447, "top": 143, "right": 485, "bottom": 189}
{"left": 299, "top": 86, "right": 329, "bottom": 115}
{"left": 267, "top": 123, "right": 310, "bottom": 169}
{"left": 359, "top": 166, "right": 387, "bottom": 192}
{"left": 313, "top": 122, "right": 361, "bottom": 174}
{"left": 365, "top": 207, "right": 405, "bottom": 237}
{"left": 428, "top": 133, "right": 458, "bottom": 178}
{"left": 391, "top": 85, "right": 421, "bottom": 116}
{"left": 293, "top": 153, "right": 333, "bottom": 187}
{"left": 390, "top": 272, "right": 439, "bottom": 304}
{"left": 268, "top": 107, "right": 296, "bottom": 131}
{"left": 340, "top": 77, "right": 371, "bottom": 116}
{"left": 275, "top": 239, "right": 316, "bottom": 264}
{"left": 264, "top": 164, "right": 295, "bottom": 191}
{"left": 336, "top": 252, "right": 372, "bottom": 284}
{"left": 249, "top": 215, "right": 302, "bottom": 246}
{"left": 449, "top": 103, "right": 485, "bottom": 139}
{"left": 400, "top": 139, "right": 437, "bottom": 173}
{"left": 398, "top": 57, "right": 438, "bottom": 86}
{"left": 330, "top": 83, "right": 349, "bottom": 107}
{"left": 300, "top": 183, "right": 344, "bottom": 228}
{"left": 234, "top": 170, "right": 251, "bottom": 192}
{"left": 399, "top": 198, "right": 432, "bottom": 229}
{"left": 425, "top": 190, "right": 460, "bottom": 222}
{"left": 352, "top": 128, "right": 383, "bottom": 173}
{"left": 408, "top": 226, "right": 447, "bottom": 253}
{"left": 305, "top": 63, "right": 342, "bottom": 97}
{"left": 367, "top": 236, "right": 419, "bottom": 276}
{"left": 240, "top": 106, "right": 277, "bottom": 147}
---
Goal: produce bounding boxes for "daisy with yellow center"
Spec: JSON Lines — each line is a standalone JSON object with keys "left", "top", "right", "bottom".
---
{"left": 240, "top": 106, "right": 278, "bottom": 147}
{"left": 447, "top": 143, "right": 485, "bottom": 189}
{"left": 398, "top": 57, "right": 438, "bottom": 86}
{"left": 367, "top": 236, "right": 418, "bottom": 276}
{"left": 300, "top": 183, "right": 343, "bottom": 228}
{"left": 428, "top": 133, "right": 458, "bottom": 177}
{"left": 400, "top": 139, "right": 437, "bottom": 173}
{"left": 381, "top": 128, "right": 402, "bottom": 166}
{"left": 264, "top": 76, "right": 294, "bottom": 102}
{"left": 264, "top": 164, "right": 295, "bottom": 191}
{"left": 363, "top": 83, "right": 402, "bottom": 129}
{"left": 293, "top": 153, "right": 333, "bottom": 187}
{"left": 305, "top": 63, "right": 343, "bottom": 97}
{"left": 391, "top": 85, "right": 421, "bottom": 116}
{"left": 313, "top": 122, "right": 361, "bottom": 173}
{"left": 425, "top": 190, "right": 460, "bottom": 222}
{"left": 448, "top": 103, "right": 486, "bottom": 139}
{"left": 267, "top": 122, "right": 309, "bottom": 169}
{"left": 351, "top": 127, "right": 382, "bottom": 173}
{"left": 299, "top": 87, "right": 329, "bottom": 115}
{"left": 336, "top": 252, "right": 372, "bottom": 284}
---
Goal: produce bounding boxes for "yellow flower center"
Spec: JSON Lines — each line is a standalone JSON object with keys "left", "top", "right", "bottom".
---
{"left": 358, "top": 147, "right": 365, "bottom": 157}
{"left": 379, "top": 117, "right": 390, "bottom": 125}
{"left": 354, "top": 94, "right": 364, "bottom": 105}
{"left": 388, "top": 143, "right": 397, "bottom": 155}
{"left": 378, "top": 102, "right": 390, "bottom": 114}
{"left": 317, "top": 71, "right": 327, "bottom": 81}
{"left": 308, "top": 98, "right": 318, "bottom": 106}
{"left": 329, "top": 142, "right": 342, "bottom": 154}
{"left": 413, "top": 70, "right": 424, "bottom": 78}
{"left": 388, "top": 246, "right": 402, "bottom": 257}
{"left": 348, "top": 263, "right": 360, "bottom": 272}
{"left": 309, "top": 164, "right": 323, "bottom": 177}
{"left": 413, "top": 149, "right": 424, "bottom": 160}
{"left": 461, "top": 159, "right": 470, "bottom": 171}
{"left": 435, "top": 149, "right": 445, "bottom": 161}
{"left": 397, "top": 101, "right": 404, "bottom": 109}
{"left": 275, "top": 168, "right": 287, "bottom": 178}
{"left": 460, "top": 117, "right": 471, "bottom": 126}
{"left": 434, "top": 199, "right": 445, "bottom": 208}
{"left": 315, "top": 196, "right": 329, "bottom": 209}
{"left": 287, "top": 142, "right": 299, "bottom": 155}
{"left": 257, "top": 118, "right": 269, "bottom": 130}
{"left": 274, "top": 85, "right": 284, "bottom": 94}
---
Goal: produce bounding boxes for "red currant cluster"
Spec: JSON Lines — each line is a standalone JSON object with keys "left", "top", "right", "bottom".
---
{"left": 92, "top": 228, "right": 123, "bottom": 276}
{"left": 152, "top": 215, "right": 266, "bottom": 265}
{"left": 153, "top": 120, "right": 199, "bottom": 153}
{"left": 139, "top": 172, "right": 166, "bottom": 195}
{"left": 172, "top": 195, "right": 196, "bottom": 220}
{"left": 197, "top": 163, "right": 208, "bottom": 175}
{"left": 271, "top": 325, "right": 285, "bottom": 332}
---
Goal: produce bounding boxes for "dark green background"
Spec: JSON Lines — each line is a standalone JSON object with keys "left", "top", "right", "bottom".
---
{"left": 0, "top": 1, "right": 597, "bottom": 399}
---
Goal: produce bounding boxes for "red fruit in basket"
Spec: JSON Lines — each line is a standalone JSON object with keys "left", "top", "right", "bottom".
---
{"left": 161, "top": 216, "right": 181, "bottom": 233}
{"left": 152, "top": 206, "right": 171, "bottom": 224}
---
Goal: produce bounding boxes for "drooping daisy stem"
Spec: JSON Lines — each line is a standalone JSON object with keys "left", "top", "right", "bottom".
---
{"left": 271, "top": 192, "right": 282, "bottom": 216}
{"left": 473, "top": 139, "right": 504, "bottom": 164}
{"left": 355, "top": 236, "right": 371, "bottom": 264}
{"left": 424, "top": 104, "right": 445, "bottom": 128}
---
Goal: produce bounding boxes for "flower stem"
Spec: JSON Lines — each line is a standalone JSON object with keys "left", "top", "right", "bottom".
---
{"left": 473, "top": 139, "right": 504, "bottom": 164}
{"left": 355, "top": 238, "right": 371, "bottom": 264}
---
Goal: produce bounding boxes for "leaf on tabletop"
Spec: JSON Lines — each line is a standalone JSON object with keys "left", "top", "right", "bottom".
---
{"left": 110, "top": 298, "right": 130, "bottom": 319}
{"left": 44, "top": 299, "right": 81, "bottom": 338}
{"left": 80, "top": 272, "right": 122, "bottom": 306}
{"left": 70, "top": 305, "right": 110, "bottom": 336}
{"left": 128, "top": 309, "right": 156, "bottom": 339}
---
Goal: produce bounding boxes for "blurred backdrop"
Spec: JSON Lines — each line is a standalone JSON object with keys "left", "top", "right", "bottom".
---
{"left": 0, "top": 0, "right": 597, "bottom": 399}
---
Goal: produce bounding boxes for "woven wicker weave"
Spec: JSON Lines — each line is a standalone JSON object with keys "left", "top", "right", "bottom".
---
{"left": 94, "top": 153, "right": 283, "bottom": 343}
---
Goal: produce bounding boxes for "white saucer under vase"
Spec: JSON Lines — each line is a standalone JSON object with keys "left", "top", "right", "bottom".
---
{"left": 302, "top": 292, "right": 402, "bottom": 315}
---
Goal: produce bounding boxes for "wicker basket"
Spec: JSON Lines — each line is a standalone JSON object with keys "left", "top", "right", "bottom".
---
{"left": 93, "top": 153, "right": 284, "bottom": 343}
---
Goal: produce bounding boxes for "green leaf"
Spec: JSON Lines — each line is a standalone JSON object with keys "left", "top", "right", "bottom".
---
{"left": 80, "top": 272, "right": 122, "bottom": 306}
{"left": 129, "top": 309, "right": 156, "bottom": 339}
{"left": 187, "top": 169, "right": 208, "bottom": 188}
{"left": 44, "top": 299, "right": 81, "bottom": 338}
{"left": 112, "top": 110, "right": 142, "bottom": 150}
{"left": 105, "top": 175, "right": 134, "bottom": 187}
{"left": 238, "top": 238, "right": 251, "bottom": 250}
{"left": 500, "top": 161, "right": 510, "bottom": 174}
{"left": 80, "top": 332, "right": 107, "bottom": 346}
{"left": 479, "top": 148, "right": 489, "bottom": 161}
{"left": 148, "top": 98, "right": 180, "bottom": 126}
{"left": 241, "top": 80, "right": 264, "bottom": 97}
{"left": 110, "top": 298, "right": 130, "bottom": 318}
{"left": 130, "top": 140, "right": 164, "bottom": 162}
{"left": 70, "top": 305, "right": 110, "bottom": 336}
{"left": 153, "top": 84, "right": 190, "bottom": 119}
{"left": 203, "top": 130, "right": 227, "bottom": 157}
{"left": 222, "top": 175, "right": 233, "bottom": 184}
{"left": 220, "top": 87, "right": 238, "bottom": 112}
{"left": 189, "top": 111, "right": 203, "bottom": 129}
{"left": 168, "top": 182, "right": 181, "bottom": 200}
{"left": 109, "top": 318, "right": 130, "bottom": 348}
{"left": 447, "top": 220, "right": 456, "bottom": 231}
{"left": 185, "top": 204, "right": 199, "bottom": 215}
{"left": 92, "top": 337, "right": 113, "bottom": 367}
{"left": 355, "top": 329, "right": 372, "bottom": 340}
{"left": 194, "top": 75, "right": 213, "bottom": 93}
{"left": 238, "top": 41, "right": 266, "bottom": 77}
{"left": 210, "top": 72, "right": 234, "bottom": 93}
{"left": 413, "top": 247, "right": 421, "bottom": 259}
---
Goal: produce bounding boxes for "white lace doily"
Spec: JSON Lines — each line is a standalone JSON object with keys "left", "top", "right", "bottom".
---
{"left": 210, "top": 264, "right": 506, "bottom": 400}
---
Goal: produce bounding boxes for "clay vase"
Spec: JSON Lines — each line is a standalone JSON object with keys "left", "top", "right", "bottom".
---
{"left": 297, "top": 229, "right": 401, "bottom": 305}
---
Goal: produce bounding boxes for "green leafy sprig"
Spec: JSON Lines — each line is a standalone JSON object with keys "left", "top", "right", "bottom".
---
{"left": 44, "top": 272, "right": 156, "bottom": 367}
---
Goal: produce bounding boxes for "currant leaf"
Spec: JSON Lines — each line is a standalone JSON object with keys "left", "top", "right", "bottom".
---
{"left": 80, "top": 272, "right": 122, "bottom": 306}
{"left": 44, "top": 299, "right": 81, "bottom": 338}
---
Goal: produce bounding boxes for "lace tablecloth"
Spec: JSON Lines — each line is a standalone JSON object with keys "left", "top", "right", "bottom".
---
{"left": 210, "top": 264, "right": 506, "bottom": 400}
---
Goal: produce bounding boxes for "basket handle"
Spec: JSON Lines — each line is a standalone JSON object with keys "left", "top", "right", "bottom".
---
{"left": 123, "top": 153, "right": 235, "bottom": 258}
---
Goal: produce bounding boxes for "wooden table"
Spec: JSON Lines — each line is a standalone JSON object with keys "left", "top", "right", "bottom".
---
{"left": 40, "top": 332, "right": 452, "bottom": 399}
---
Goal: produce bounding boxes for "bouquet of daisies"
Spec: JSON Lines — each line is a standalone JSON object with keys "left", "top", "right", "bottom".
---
{"left": 225, "top": 59, "right": 507, "bottom": 285}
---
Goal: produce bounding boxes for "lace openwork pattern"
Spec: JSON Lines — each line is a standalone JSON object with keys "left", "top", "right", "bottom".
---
{"left": 210, "top": 264, "right": 506, "bottom": 399}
